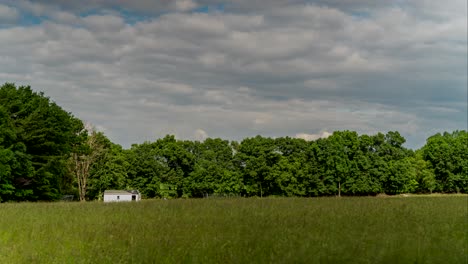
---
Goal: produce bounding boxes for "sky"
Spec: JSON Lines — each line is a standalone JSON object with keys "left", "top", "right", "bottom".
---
{"left": 0, "top": 0, "right": 466, "bottom": 149}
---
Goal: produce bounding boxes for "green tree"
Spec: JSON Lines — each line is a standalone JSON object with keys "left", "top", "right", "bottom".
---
{"left": 347, "top": 134, "right": 382, "bottom": 195}
{"left": 0, "top": 83, "right": 84, "bottom": 201}
{"left": 154, "top": 136, "right": 195, "bottom": 197}
{"left": 268, "top": 137, "right": 311, "bottom": 197}
{"left": 86, "top": 135, "right": 128, "bottom": 200}
{"left": 370, "top": 132, "right": 412, "bottom": 194}
{"left": 422, "top": 131, "right": 467, "bottom": 193}
{"left": 0, "top": 106, "right": 35, "bottom": 201}
{"left": 411, "top": 152, "right": 436, "bottom": 193}
{"left": 235, "top": 136, "right": 280, "bottom": 197}
{"left": 317, "top": 131, "right": 359, "bottom": 196}
{"left": 186, "top": 138, "right": 242, "bottom": 197}
{"left": 125, "top": 142, "right": 168, "bottom": 198}
{"left": 125, "top": 135, "right": 196, "bottom": 198}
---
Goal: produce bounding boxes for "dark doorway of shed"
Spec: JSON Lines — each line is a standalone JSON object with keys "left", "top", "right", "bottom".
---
{"left": 132, "top": 195, "right": 136, "bottom": 201}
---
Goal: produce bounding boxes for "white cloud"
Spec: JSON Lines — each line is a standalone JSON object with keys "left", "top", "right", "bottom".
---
{"left": 174, "top": 0, "right": 198, "bottom": 12}
{"left": 0, "top": 0, "right": 465, "bottom": 149}
{"left": 158, "top": 82, "right": 194, "bottom": 94}
{"left": 198, "top": 53, "right": 226, "bottom": 67}
{"left": 50, "top": 11, "right": 79, "bottom": 24}
{"left": 194, "top": 128, "right": 208, "bottom": 141}
{"left": 296, "top": 132, "right": 332, "bottom": 141}
{"left": 0, "top": 4, "right": 18, "bottom": 23}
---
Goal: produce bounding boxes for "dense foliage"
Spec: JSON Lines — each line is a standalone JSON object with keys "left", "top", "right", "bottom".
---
{"left": 0, "top": 83, "right": 84, "bottom": 201}
{"left": 0, "top": 83, "right": 466, "bottom": 201}
{"left": 123, "top": 131, "right": 466, "bottom": 199}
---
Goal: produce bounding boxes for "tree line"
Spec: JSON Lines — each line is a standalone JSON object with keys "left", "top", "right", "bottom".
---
{"left": 0, "top": 83, "right": 466, "bottom": 202}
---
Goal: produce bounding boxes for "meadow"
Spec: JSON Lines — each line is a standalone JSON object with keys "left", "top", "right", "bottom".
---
{"left": 0, "top": 196, "right": 466, "bottom": 263}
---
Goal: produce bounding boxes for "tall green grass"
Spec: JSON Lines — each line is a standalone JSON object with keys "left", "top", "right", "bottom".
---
{"left": 0, "top": 196, "right": 466, "bottom": 263}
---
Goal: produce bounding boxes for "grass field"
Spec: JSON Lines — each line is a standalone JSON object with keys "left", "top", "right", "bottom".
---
{"left": 0, "top": 196, "right": 466, "bottom": 263}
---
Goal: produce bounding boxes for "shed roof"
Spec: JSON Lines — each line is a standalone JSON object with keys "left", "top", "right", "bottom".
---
{"left": 104, "top": 190, "right": 139, "bottom": 195}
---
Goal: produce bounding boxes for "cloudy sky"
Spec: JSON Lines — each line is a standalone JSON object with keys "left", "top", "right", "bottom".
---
{"left": 0, "top": 0, "right": 466, "bottom": 149}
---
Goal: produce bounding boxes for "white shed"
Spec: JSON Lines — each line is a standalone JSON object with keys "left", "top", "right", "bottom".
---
{"left": 103, "top": 190, "right": 141, "bottom": 202}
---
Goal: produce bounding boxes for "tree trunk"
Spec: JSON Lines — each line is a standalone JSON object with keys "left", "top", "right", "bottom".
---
{"left": 260, "top": 182, "right": 263, "bottom": 198}
{"left": 338, "top": 181, "right": 341, "bottom": 197}
{"left": 73, "top": 153, "right": 90, "bottom": 202}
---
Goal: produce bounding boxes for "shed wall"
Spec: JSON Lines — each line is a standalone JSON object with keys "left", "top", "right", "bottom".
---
{"left": 103, "top": 194, "right": 140, "bottom": 202}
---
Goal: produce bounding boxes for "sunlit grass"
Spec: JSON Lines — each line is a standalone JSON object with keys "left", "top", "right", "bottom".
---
{"left": 0, "top": 196, "right": 466, "bottom": 263}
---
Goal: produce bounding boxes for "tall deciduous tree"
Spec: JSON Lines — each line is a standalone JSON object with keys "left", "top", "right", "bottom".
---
{"left": 87, "top": 142, "right": 128, "bottom": 200}
{"left": 0, "top": 83, "right": 84, "bottom": 201}
{"left": 236, "top": 136, "right": 280, "bottom": 197}
{"left": 422, "top": 131, "right": 467, "bottom": 193}
{"left": 186, "top": 138, "right": 241, "bottom": 197}
{"left": 70, "top": 129, "right": 107, "bottom": 201}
